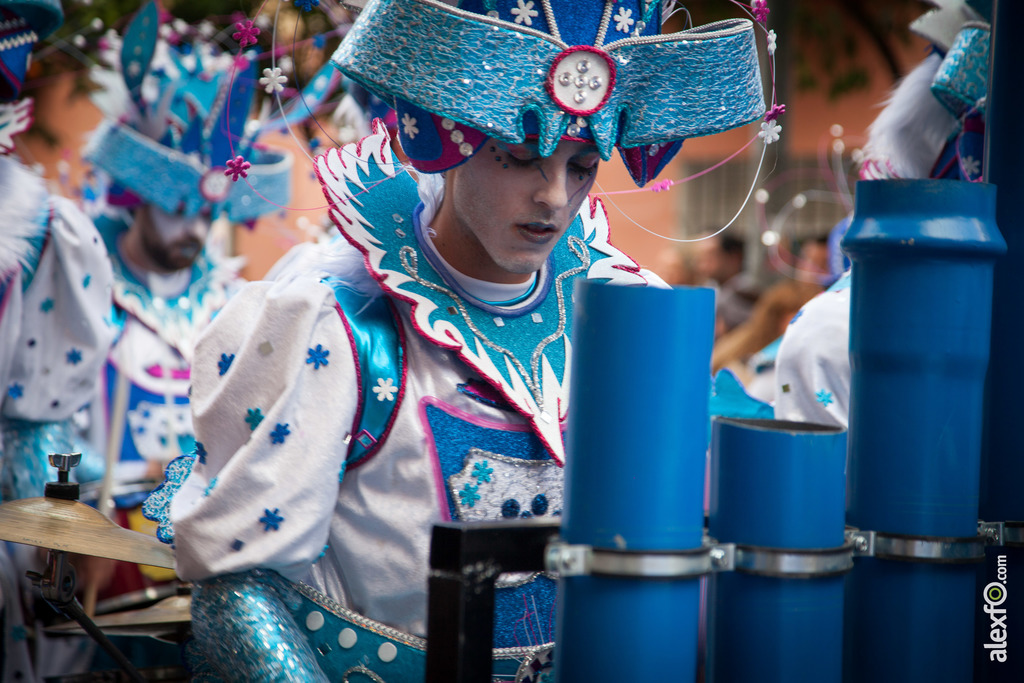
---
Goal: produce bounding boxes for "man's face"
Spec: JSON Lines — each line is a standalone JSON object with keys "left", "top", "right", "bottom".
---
{"left": 431, "top": 138, "right": 600, "bottom": 284}
{"left": 136, "top": 205, "right": 211, "bottom": 272}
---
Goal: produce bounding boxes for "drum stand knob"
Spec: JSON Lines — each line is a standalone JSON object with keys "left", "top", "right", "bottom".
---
{"left": 44, "top": 452, "right": 82, "bottom": 501}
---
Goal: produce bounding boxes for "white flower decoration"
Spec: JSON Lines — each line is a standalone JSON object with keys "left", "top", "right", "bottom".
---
{"left": 614, "top": 7, "right": 634, "bottom": 33}
{"left": 372, "top": 377, "right": 397, "bottom": 402}
{"left": 511, "top": 0, "right": 538, "bottom": 26}
{"left": 759, "top": 120, "right": 782, "bottom": 145}
{"left": 260, "top": 67, "right": 287, "bottom": 94}
{"left": 767, "top": 29, "right": 777, "bottom": 55}
{"left": 961, "top": 155, "right": 981, "bottom": 177}
{"left": 402, "top": 113, "right": 419, "bottom": 139}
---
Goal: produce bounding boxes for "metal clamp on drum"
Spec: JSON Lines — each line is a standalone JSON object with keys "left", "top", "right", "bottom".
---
{"left": 545, "top": 540, "right": 855, "bottom": 579}
{"left": 723, "top": 543, "right": 854, "bottom": 578}
{"left": 545, "top": 542, "right": 713, "bottom": 579}
{"left": 978, "top": 520, "right": 1006, "bottom": 546}
{"left": 1001, "top": 522, "right": 1024, "bottom": 547}
{"left": 846, "top": 528, "right": 986, "bottom": 563}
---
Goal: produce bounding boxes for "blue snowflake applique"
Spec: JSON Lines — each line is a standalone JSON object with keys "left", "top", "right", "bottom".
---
{"left": 294, "top": 0, "right": 319, "bottom": 12}
{"left": 40, "top": 298, "right": 54, "bottom": 313}
{"left": 260, "top": 508, "right": 285, "bottom": 531}
{"left": 83, "top": 274, "right": 92, "bottom": 288}
{"left": 472, "top": 460, "right": 493, "bottom": 484}
{"left": 459, "top": 483, "right": 481, "bottom": 508}
{"left": 306, "top": 344, "right": 330, "bottom": 369}
{"left": 789, "top": 309, "right": 804, "bottom": 325}
{"left": 218, "top": 353, "right": 235, "bottom": 376}
{"left": 245, "top": 408, "right": 265, "bottom": 431}
{"left": 7, "top": 383, "right": 23, "bottom": 399}
{"left": 195, "top": 441, "right": 207, "bottom": 464}
{"left": 66, "top": 348, "right": 83, "bottom": 365}
{"left": 270, "top": 423, "right": 290, "bottom": 445}
{"left": 815, "top": 389, "right": 834, "bottom": 407}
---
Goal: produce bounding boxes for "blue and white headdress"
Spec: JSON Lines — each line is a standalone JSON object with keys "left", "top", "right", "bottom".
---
{"left": 862, "top": 0, "right": 989, "bottom": 183}
{"left": 333, "top": 0, "right": 765, "bottom": 186}
{"left": 85, "top": 2, "right": 292, "bottom": 224}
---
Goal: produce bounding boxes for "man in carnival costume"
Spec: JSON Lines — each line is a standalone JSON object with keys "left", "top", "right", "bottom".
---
{"left": 78, "top": 0, "right": 292, "bottom": 591}
{"left": 0, "top": 0, "right": 116, "bottom": 678}
{"left": 774, "top": 0, "right": 990, "bottom": 428}
{"left": 151, "top": 1, "right": 766, "bottom": 680}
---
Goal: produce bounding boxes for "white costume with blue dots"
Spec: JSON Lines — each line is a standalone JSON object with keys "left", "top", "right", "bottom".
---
{"left": 0, "top": 156, "right": 115, "bottom": 498}
{"left": 773, "top": 271, "right": 852, "bottom": 429}
{"left": 0, "top": 154, "right": 115, "bottom": 683}
{"left": 160, "top": 128, "right": 663, "bottom": 681}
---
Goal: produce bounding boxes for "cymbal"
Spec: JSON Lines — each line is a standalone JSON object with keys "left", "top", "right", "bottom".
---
{"left": 46, "top": 595, "right": 192, "bottom": 642}
{"left": 0, "top": 497, "right": 175, "bottom": 569}
{"left": 95, "top": 583, "right": 182, "bottom": 616}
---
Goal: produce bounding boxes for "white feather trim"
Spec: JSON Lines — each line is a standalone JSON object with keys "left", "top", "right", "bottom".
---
{"left": 861, "top": 53, "right": 959, "bottom": 180}
{"left": 0, "top": 156, "right": 49, "bottom": 275}
{"left": 267, "top": 235, "right": 380, "bottom": 298}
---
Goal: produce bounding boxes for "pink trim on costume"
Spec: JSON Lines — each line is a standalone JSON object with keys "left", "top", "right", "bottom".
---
{"left": 418, "top": 396, "right": 544, "bottom": 521}
{"left": 144, "top": 364, "right": 191, "bottom": 380}
{"left": 544, "top": 46, "right": 617, "bottom": 117}
{"left": 333, "top": 301, "right": 367, "bottom": 469}
{"left": 588, "top": 195, "right": 643, "bottom": 277}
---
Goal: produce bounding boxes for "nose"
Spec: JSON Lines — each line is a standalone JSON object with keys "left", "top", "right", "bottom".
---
{"left": 185, "top": 216, "right": 211, "bottom": 241}
{"left": 531, "top": 162, "right": 570, "bottom": 212}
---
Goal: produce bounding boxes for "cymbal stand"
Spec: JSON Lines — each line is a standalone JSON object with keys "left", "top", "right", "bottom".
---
{"left": 25, "top": 453, "right": 147, "bottom": 682}
{"left": 27, "top": 549, "right": 147, "bottom": 683}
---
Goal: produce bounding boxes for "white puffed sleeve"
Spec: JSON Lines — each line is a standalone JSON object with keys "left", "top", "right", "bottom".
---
{"left": 170, "top": 276, "right": 359, "bottom": 583}
{"left": 774, "top": 278, "right": 852, "bottom": 429}
{"left": 3, "top": 196, "right": 114, "bottom": 421}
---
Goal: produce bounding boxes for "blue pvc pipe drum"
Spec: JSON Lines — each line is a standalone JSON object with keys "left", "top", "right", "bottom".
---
{"left": 708, "top": 417, "right": 847, "bottom": 683}
{"left": 843, "top": 180, "right": 1004, "bottom": 539}
{"left": 556, "top": 281, "right": 714, "bottom": 682}
{"left": 842, "top": 179, "right": 1004, "bottom": 683}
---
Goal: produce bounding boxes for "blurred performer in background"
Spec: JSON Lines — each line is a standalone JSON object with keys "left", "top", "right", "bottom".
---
{"left": 77, "top": 1, "right": 292, "bottom": 605}
{"left": 774, "top": 0, "right": 991, "bottom": 427}
{"left": 0, "top": 0, "right": 116, "bottom": 678}
{"left": 147, "top": 0, "right": 768, "bottom": 680}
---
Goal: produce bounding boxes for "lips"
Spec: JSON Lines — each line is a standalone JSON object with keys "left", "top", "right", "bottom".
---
{"left": 517, "top": 222, "right": 557, "bottom": 244}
